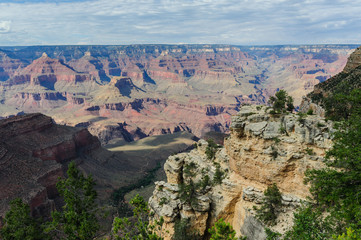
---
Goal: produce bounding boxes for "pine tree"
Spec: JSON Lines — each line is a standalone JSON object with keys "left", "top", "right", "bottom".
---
{"left": 48, "top": 161, "right": 99, "bottom": 240}
{"left": 208, "top": 218, "right": 237, "bottom": 240}
{"left": 112, "top": 194, "right": 164, "bottom": 240}
{"left": 0, "top": 198, "right": 50, "bottom": 240}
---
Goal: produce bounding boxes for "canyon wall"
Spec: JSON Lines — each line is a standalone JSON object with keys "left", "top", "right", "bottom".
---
{"left": 0, "top": 44, "right": 355, "bottom": 144}
{"left": 0, "top": 113, "right": 151, "bottom": 221}
{"left": 149, "top": 105, "right": 333, "bottom": 239}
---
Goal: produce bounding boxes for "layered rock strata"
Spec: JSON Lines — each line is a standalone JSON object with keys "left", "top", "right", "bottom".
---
{"left": 0, "top": 45, "right": 355, "bottom": 144}
{"left": 0, "top": 113, "right": 139, "bottom": 220}
{"left": 149, "top": 105, "right": 333, "bottom": 239}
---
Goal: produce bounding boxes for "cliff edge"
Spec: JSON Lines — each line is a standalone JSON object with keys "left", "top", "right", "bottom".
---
{"left": 149, "top": 105, "right": 333, "bottom": 239}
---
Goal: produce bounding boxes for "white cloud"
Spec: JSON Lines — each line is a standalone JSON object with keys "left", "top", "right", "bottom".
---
{"left": 0, "top": 0, "right": 360, "bottom": 45}
{"left": 0, "top": 20, "right": 11, "bottom": 33}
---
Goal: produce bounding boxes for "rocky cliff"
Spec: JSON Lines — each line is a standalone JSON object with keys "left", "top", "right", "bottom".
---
{"left": 0, "top": 113, "right": 148, "bottom": 221}
{"left": 149, "top": 105, "right": 333, "bottom": 239}
{"left": 304, "top": 46, "right": 361, "bottom": 114}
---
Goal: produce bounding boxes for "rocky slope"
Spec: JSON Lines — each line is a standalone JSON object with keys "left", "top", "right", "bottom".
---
{"left": 0, "top": 113, "right": 159, "bottom": 222}
{"left": 0, "top": 45, "right": 355, "bottom": 144}
{"left": 149, "top": 105, "right": 333, "bottom": 239}
{"left": 304, "top": 46, "right": 361, "bottom": 115}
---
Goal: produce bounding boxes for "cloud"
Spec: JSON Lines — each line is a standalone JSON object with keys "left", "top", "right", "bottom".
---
{"left": 0, "top": 0, "right": 360, "bottom": 45}
{"left": 0, "top": 20, "right": 11, "bottom": 33}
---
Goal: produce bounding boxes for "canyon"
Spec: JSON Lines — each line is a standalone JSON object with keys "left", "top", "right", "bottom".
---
{"left": 147, "top": 46, "right": 361, "bottom": 239}
{"left": 0, "top": 44, "right": 360, "bottom": 238}
{"left": 0, "top": 44, "right": 356, "bottom": 145}
{"left": 0, "top": 113, "right": 196, "bottom": 224}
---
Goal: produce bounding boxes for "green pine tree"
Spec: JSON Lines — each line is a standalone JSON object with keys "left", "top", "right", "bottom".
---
{"left": 112, "top": 194, "right": 164, "bottom": 240}
{"left": 0, "top": 198, "right": 50, "bottom": 240}
{"left": 208, "top": 218, "right": 237, "bottom": 240}
{"left": 268, "top": 90, "right": 294, "bottom": 113}
{"left": 48, "top": 161, "right": 99, "bottom": 240}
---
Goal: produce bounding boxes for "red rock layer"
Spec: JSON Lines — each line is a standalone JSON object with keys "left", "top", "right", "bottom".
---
{"left": 10, "top": 54, "right": 92, "bottom": 87}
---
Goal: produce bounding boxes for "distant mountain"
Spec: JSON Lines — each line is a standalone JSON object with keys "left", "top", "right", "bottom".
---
{"left": 0, "top": 44, "right": 357, "bottom": 143}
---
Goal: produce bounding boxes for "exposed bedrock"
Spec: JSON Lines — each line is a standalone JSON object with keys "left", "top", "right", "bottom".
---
{"left": 0, "top": 113, "right": 136, "bottom": 221}
{"left": 149, "top": 105, "right": 333, "bottom": 239}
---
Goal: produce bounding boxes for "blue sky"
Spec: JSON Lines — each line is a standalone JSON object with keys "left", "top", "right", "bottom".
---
{"left": 0, "top": 0, "right": 360, "bottom": 46}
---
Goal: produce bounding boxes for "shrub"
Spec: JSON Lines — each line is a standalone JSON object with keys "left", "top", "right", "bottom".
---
{"left": 205, "top": 139, "right": 218, "bottom": 160}
{"left": 304, "top": 147, "right": 315, "bottom": 155}
{"left": 270, "top": 146, "right": 278, "bottom": 160}
{"left": 49, "top": 161, "right": 99, "bottom": 240}
{"left": 265, "top": 228, "right": 281, "bottom": 240}
{"left": 208, "top": 218, "right": 237, "bottom": 240}
{"left": 178, "top": 180, "right": 198, "bottom": 207}
{"left": 307, "top": 109, "right": 314, "bottom": 115}
{"left": 0, "top": 199, "right": 50, "bottom": 240}
{"left": 268, "top": 90, "right": 294, "bottom": 113}
{"left": 173, "top": 218, "right": 200, "bottom": 240}
{"left": 256, "top": 183, "right": 282, "bottom": 226}
{"left": 159, "top": 197, "right": 168, "bottom": 206}
{"left": 213, "top": 164, "right": 225, "bottom": 185}
{"left": 112, "top": 194, "right": 164, "bottom": 240}
{"left": 279, "top": 126, "right": 286, "bottom": 134}
{"left": 183, "top": 162, "right": 198, "bottom": 178}
{"left": 200, "top": 174, "right": 211, "bottom": 191}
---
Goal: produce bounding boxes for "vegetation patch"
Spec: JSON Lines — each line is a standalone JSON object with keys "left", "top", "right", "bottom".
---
{"left": 205, "top": 139, "right": 221, "bottom": 160}
{"left": 256, "top": 183, "right": 283, "bottom": 226}
{"left": 112, "top": 162, "right": 162, "bottom": 208}
{"left": 268, "top": 90, "right": 294, "bottom": 114}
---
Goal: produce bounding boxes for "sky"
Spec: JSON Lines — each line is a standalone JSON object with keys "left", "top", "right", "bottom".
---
{"left": 0, "top": 0, "right": 360, "bottom": 46}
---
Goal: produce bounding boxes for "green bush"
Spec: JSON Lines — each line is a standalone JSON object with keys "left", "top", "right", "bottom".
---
{"left": 178, "top": 180, "right": 198, "bottom": 207}
{"left": 183, "top": 162, "right": 198, "bottom": 178}
{"left": 0, "top": 199, "right": 50, "bottom": 240}
{"left": 112, "top": 194, "right": 164, "bottom": 240}
{"left": 173, "top": 218, "right": 200, "bottom": 240}
{"left": 205, "top": 139, "right": 219, "bottom": 160}
{"left": 304, "top": 147, "right": 315, "bottom": 155}
{"left": 200, "top": 174, "right": 211, "bottom": 191}
{"left": 48, "top": 161, "right": 99, "bottom": 240}
{"left": 256, "top": 183, "right": 282, "bottom": 226}
{"left": 268, "top": 90, "right": 294, "bottom": 113}
{"left": 213, "top": 164, "right": 225, "bottom": 185}
{"left": 265, "top": 228, "right": 281, "bottom": 240}
{"left": 208, "top": 218, "right": 237, "bottom": 240}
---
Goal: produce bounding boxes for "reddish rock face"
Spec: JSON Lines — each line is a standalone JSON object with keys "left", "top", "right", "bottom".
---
{"left": 0, "top": 45, "right": 357, "bottom": 144}
{"left": 9, "top": 53, "right": 92, "bottom": 88}
{"left": 0, "top": 113, "right": 131, "bottom": 219}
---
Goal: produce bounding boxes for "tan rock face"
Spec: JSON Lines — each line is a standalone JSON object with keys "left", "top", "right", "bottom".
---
{"left": 149, "top": 105, "right": 333, "bottom": 239}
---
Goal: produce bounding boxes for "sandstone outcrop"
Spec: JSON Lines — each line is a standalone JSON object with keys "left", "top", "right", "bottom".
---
{"left": 149, "top": 105, "right": 333, "bottom": 239}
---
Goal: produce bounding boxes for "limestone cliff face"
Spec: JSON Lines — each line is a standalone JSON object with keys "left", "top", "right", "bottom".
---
{"left": 149, "top": 105, "right": 333, "bottom": 239}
